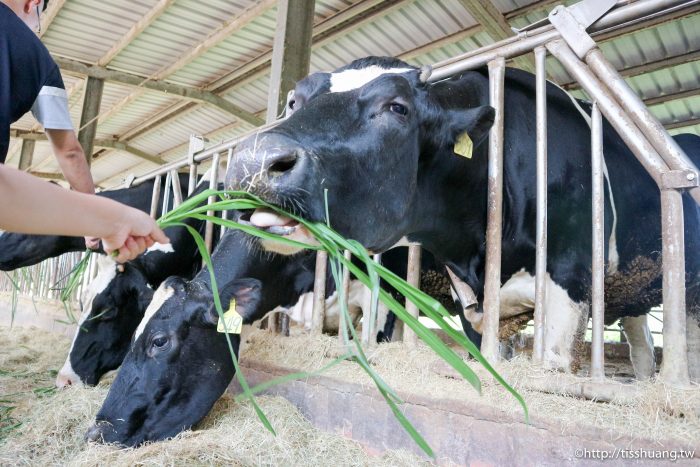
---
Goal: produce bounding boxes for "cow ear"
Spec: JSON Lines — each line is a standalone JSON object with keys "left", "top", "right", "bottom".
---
{"left": 203, "top": 278, "right": 263, "bottom": 327}
{"left": 441, "top": 105, "right": 495, "bottom": 153}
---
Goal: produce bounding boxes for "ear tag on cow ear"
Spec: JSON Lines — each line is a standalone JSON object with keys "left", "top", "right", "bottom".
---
{"left": 454, "top": 131, "right": 473, "bottom": 159}
{"left": 217, "top": 299, "right": 243, "bottom": 334}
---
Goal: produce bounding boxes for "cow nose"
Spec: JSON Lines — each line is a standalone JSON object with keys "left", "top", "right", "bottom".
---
{"left": 56, "top": 362, "right": 83, "bottom": 388}
{"left": 264, "top": 149, "right": 298, "bottom": 178}
{"left": 85, "top": 423, "right": 107, "bottom": 443}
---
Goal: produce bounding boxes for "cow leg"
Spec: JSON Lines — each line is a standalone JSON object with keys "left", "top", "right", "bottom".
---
{"left": 687, "top": 314, "right": 700, "bottom": 383}
{"left": 620, "top": 314, "right": 656, "bottom": 380}
{"left": 543, "top": 279, "right": 588, "bottom": 372}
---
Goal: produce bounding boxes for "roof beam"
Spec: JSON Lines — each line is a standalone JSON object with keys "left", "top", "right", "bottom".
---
{"left": 94, "top": 139, "right": 166, "bottom": 165}
{"left": 54, "top": 56, "right": 264, "bottom": 126}
{"left": 38, "top": 0, "right": 65, "bottom": 38}
{"left": 563, "top": 49, "right": 700, "bottom": 90}
{"left": 98, "top": 0, "right": 175, "bottom": 66}
{"left": 29, "top": 171, "right": 65, "bottom": 180}
{"left": 456, "top": 0, "right": 534, "bottom": 72}
{"left": 645, "top": 85, "right": 700, "bottom": 107}
{"left": 665, "top": 117, "right": 700, "bottom": 131}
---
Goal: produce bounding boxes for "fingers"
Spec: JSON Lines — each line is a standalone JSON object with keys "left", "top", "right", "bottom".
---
{"left": 149, "top": 226, "right": 170, "bottom": 245}
{"left": 84, "top": 236, "right": 101, "bottom": 250}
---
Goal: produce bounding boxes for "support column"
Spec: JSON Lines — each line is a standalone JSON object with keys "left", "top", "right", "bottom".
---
{"left": 18, "top": 139, "right": 36, "bottom": 170}
{"left": 78, "top": 77, "right": 105, "bottom": 166}
{"left": 266, "top": 0, "right": 315, "bottom": 123}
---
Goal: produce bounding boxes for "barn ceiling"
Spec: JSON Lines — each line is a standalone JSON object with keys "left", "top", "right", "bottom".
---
{"left": 7, "top": 0, "right": 700, "bottom": 189}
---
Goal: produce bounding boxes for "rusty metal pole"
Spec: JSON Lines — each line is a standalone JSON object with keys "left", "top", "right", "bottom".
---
{"left": 533, "top": 46, "right": 548, "bottom": 364}
{"left": 403, "top": 244, "right": 422, "bottom": 345}
{"left": 590, "top": 102, "right": 606, "bottom": 381}
{"left": 481, "top": 57, "right": 506, "bottom": 364}
{"left": 311, "top": 251, "right": 328, "bottom": 334}
{"left": 149, "top": 175, "right": 162, "bottom": 219}
{"left": 340, "top": 249, "right": 352, "bottom": 346}
{"left": 659, "top": 188, "right": 690, "bottom": 386}
{"left": 585, "top": 49, "right": 700, "bottom": 205}
{"left": 170, "top": 169, "right": 183, "bottom": 208}
{"left": 204, "top": 153, "right": 220, "bottom": 255}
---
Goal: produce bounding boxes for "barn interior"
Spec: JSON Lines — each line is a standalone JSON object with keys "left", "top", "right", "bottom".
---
{"left": 2, "top": 0, "right": 700, "bottom": 465}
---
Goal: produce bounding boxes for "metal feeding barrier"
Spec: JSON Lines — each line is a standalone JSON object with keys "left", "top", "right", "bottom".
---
{"left": 1, "top": 0, "right": 696, "bottom": 394}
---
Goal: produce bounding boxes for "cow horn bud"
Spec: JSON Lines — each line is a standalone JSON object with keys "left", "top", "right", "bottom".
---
{"left": 419, "top": 65, "right": 432, "bottom": 83}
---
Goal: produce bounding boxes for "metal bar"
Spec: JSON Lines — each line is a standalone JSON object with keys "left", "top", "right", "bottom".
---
{"left": 590, "top": 102, "right": 606, "bottom": 381}
{"left": 149, "top": 175, "right": 162, "bottom": 218}
{"left": 428, "top": 0, "right": 690, "bottom": 82}
{"left": 18, "top": 139, "right": 36, "bottom": 171}
{"left": 481, "top": 57, "right": 506, "bottom": 364}
{"left": 220, "top": 147, "right": 235, "bottom": 239}
{"left": 533, "top": 46, "right": 548, "bottom": 364}
{"left": 162, "top": 171, "right": 172, "bottom": 215}
{"left": 546, "top": 40, "right": 669, "bottom": 187}
{"left": 204, "top": 153, "right": 220, "bottom": 255}
{"left": 403, "top": 244, "right": 422, "bottom": 345}
{"left": 311, "top": 251, "right": 328, "bottom": 334}
{"left": 585, "top": 48, "right": 700, "bottom": 204}
{"left": 188, "top": 164, "right": 198, "bottom": 196}
{"left": 170, "top": 169, "right": 183, "bottom": 207}
{"left": 659, "top": 188, "right": 691, "bottom": 386}
{"left": 340, "top": 249, "right": 352, "bottom": 346}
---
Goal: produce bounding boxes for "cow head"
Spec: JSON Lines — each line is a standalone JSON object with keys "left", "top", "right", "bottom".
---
{"left": 85, "top": 277, "right": 262, "bottom": 447}
{"left": 228, "top": 57, "right": 494, "bottom": 254}
{"left": 56, "top": 256, "right": 153, "bottom": 387}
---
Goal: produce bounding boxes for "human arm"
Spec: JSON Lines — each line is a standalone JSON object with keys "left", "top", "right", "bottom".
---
{"left": 0, "top": 165, "right": 169, "bottom": 262}
{"left": 45, "top": 128, "right": 95, "bottom": 194}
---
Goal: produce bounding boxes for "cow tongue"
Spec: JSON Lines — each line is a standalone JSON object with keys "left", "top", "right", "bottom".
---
{"left": 250, "top": 209, "right": 296, "bottom": 228}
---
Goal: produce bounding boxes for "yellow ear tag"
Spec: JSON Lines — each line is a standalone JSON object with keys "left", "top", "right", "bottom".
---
{"left": 217, "top": 299, "right": 243, "bottom": 334}
{"left": 454, "top": 132, "right": 473, "bottom": 159}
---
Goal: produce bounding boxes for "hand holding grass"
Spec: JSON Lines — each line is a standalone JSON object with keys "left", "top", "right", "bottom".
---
{"left": 0, "top": 165, "right": 169, "bottom": 262}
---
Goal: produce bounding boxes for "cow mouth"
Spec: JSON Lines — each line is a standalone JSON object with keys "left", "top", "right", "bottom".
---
{"left": 238, "top": 209, "right": 301, "bottom": 236}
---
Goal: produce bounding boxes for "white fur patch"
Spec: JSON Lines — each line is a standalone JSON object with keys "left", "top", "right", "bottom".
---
{"left": 621, "top": 315, "right": 656, "bottom": 380}
{"left": 145, "top": 242, "right": 174, "bottom": 254}
{"left": 133, "top": 285, "right": 175, "bottom": 340}
{"left": 329, "top": 66, "right": 415, "bottom": 93}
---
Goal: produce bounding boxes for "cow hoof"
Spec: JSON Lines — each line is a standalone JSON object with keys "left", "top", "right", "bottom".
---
{"left": 542, "top": 350, "right": 571, "bottom": 373}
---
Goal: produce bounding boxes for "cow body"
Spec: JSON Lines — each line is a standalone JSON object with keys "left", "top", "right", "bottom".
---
{"left": 227, "top": 59, "right": 700, "bottom": 373}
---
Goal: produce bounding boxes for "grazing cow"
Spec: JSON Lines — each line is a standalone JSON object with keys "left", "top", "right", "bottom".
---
{"left": 55, "top": 182, "right": 221, "bottom": 387}
{"left": 85, "top": 227, "right": 427, "bottom": 446}
{"left": 226, "top": 57, "right": 700, "bottom": 375}
{"left": 0, "top": 174, "right": 190, "bottom": 270}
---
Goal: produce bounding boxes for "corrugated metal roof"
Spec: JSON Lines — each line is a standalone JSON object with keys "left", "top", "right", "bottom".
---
{"left": 7, "top": 0, "right": 699, "bottom": 188}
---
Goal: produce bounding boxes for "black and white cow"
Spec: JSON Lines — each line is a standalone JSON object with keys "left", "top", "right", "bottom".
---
{"left": 0, "top": 175, "right": 191, "bottom": 271}
{"left": 55, "top": 181, "right": 221, "bottom": 387}
{"left": 226, "top": 56, "right": 700, "bottom": 376}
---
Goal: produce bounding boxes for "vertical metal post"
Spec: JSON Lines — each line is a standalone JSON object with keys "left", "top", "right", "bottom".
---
{"left": 18, "top": 139, "right": 35, "bottom": 171}
{"left": 162, "top": 171, "right": 172, "bottom": 215}
{"left": 149, "top": 175, "right": 162, "bottom": 218}
{"left": 481, "top": 57, "right": 506, "bottom": 363}
{"left": 311, "top": 251, "right": 328, "bottom": 334}
{"left": 590, "top": 102, "right": 606, "bottom": 381}
{"left": 659, "top": 189, "right": 690, "bottom": 386}
{"left": 533, "top": 46, "right": 548, "bottom": 364}
{"left": 362, "top": 253, "right": 384, "bottom": 345}
{"left": 188, "top": 164, "right": 198, "bottom": 196}
{"left": 170, "top": 170, "right": 183, "bottom": 208}
{"left": 220, "top": 148, "right": 234, "bottom": 239}
{"left": 340, "top": 249, "right": 352, "bottom": 345}
{"left": 187, "top": 135, "right": 206, "bottom": 196}
{"left": 204, "top": 153, "right": 220, "bottom": 255}
{"left": 403, "top": 244, "right": 422, "bottom": 345}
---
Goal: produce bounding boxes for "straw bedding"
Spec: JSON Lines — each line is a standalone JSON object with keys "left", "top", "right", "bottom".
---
{"left": 0, "top": 325, "right": 427, "bottom": 466}
{"left": 2, "top": 323, "right": 699, "bottom": 465}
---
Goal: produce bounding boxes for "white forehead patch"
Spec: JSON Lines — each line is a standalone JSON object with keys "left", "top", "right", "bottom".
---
{"left": 145, "top": 242, "right": 174, "bottom": 255}
{"left": 329, "top": 66, "right": 415, "bottom": 93}
{"left": 80, "top": 255, "right": 118, "bottom": 317}
{"left": 133, "top": 285, "right": 175, "bottom": 340}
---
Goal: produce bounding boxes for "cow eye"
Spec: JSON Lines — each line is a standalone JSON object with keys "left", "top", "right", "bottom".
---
{"left": 288, "top": 99, "right": 296, "bottom": 110}
{"left": 389, "top": 102, "right": 408, "bottom": 116}
{"left": 152, "top": 334, "right": 169, "bottom": 349}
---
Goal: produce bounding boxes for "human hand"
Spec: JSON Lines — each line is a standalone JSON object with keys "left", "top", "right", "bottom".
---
{"left": 101, "top": 207, "right": 169, "bottom": 263}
